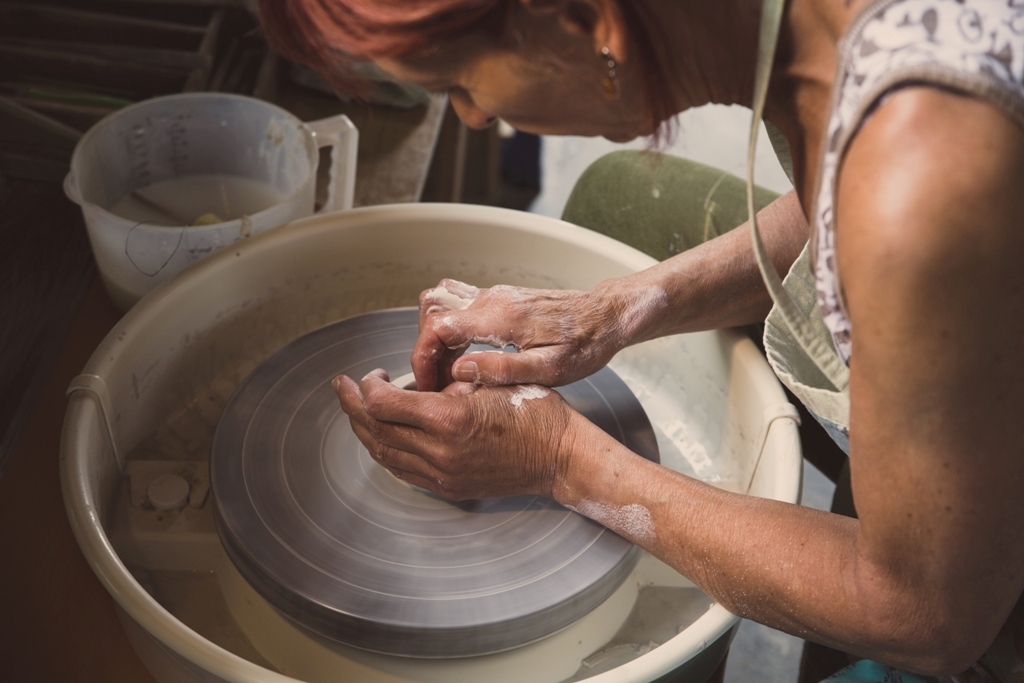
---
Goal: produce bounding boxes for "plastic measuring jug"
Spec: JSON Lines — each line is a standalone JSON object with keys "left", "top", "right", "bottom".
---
{"left": 64, "top": 93, "right": 358, "bottom": 311}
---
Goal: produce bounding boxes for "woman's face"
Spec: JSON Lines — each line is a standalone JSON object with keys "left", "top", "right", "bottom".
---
{"left": 374, "top": 24, "right": 651, "bottom": 141}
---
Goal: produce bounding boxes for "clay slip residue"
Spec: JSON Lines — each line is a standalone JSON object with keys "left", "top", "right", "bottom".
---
{"left": 423, "top": 283, "right": 478, "bottom": 315}
{"left": 567, "top": 500, "right": 656, "bottom": 546}
{"left": 438, "top": 314, "right": 514, "bottom": 351}
{"left": 509, "top": 385, "right": 549, "bottom": 408}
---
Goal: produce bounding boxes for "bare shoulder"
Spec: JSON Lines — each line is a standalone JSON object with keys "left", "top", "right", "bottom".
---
{"left": 836, "top": 86, "right": 1024, "bottom": 277}
{"left": 834, "top": 84, "right": 1024, "bottom": 469}
{"left": 835, "top": 85, "right": 1024, "bottom": 379}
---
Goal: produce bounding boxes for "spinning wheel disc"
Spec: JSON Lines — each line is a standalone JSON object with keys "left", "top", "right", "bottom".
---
{"left": 211, "top": 308, "right": 659, "bottom": 657}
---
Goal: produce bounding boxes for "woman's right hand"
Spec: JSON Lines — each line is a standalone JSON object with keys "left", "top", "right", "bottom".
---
{"left": 411, "top": 278, "right": 668, "bottom": 391}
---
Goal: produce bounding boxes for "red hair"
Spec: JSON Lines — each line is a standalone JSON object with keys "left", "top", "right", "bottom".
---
{"left": 259, "top": 0, "right": 675, "bottom": 137}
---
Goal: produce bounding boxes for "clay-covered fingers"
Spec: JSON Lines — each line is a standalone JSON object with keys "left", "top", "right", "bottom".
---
{"left": 450, "top": 346, "right": 567, "bottom": 386}
{"left": 413, "top": 279, "right": 480, "bottom": 391}
{"left": 335, "top": 372, "right": 450, "bottom": 447}
{"left": 410, "top": 330, "right": 465, "bottom": 392}
{"left": 334, "top": 374, "right": 364, "bottom": 409}
{"left": 419, "top": 278, "right": 480, "bottom": 316}
{"left": 335, "top": 373, "right": 451, "bottom": 489}
{"left": 335, "top": 369, "right": 581, "bottom": 501}
{"left": 412, "top": 310, "right": 515, "bottom": 387}
{"left": 357, "top": 370, "right": 472, "bottom": 430}
{"left": 413, "top": 283, "right": 518, "bottom": 391}
{"left": 346, "top": 418, "right": 445, "bottom": 490}
{"left": 413, "top": 280, "right": 632, "bottom": 390}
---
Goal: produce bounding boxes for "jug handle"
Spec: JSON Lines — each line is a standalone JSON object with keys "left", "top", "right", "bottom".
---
{"left": 307, "top": 114, "right": 359, "bottom": 214}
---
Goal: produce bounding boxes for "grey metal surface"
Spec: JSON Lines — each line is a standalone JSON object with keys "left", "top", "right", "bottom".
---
{"left": 211, "top": 308, "right": 659, "bottom": 657}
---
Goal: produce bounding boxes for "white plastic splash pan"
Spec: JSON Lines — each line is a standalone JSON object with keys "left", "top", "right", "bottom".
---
{"left": 61, "top": 204, "right": 802, "bottom": 683}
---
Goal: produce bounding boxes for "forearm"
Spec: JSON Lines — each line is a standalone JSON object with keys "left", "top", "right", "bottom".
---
{"left": 553, "top": 416, "right": 965, "bottom": 675}
{"left": 596, "top": 190, "right": 808, "bottom": 343}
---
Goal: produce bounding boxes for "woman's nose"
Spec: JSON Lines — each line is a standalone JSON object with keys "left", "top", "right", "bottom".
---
{"left": 448, "top": 88, "right": 497, "bottom": 130}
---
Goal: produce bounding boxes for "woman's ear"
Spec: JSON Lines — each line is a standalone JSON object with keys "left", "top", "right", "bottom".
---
{"left": 518, "top": 0, "right": 629, "bottom": 63}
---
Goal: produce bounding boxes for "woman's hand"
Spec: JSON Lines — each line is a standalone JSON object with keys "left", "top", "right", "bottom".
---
{"left": 333, "top": 369, "right": 582, "bottom": 501}
{"left": 411, "top": 278, "right": 667, "bottom": 392}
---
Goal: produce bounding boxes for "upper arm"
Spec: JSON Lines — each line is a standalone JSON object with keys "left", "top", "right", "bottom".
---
{"left": 836, "top": 87, "right": 1024, "bottom": 666}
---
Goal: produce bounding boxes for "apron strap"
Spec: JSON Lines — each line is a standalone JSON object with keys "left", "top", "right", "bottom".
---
{"left": 747, "top": 0, "right": 851, "bottom": 392}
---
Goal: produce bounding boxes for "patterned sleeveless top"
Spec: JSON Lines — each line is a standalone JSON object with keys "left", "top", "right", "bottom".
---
{"left": 813, "top": 0, "right": 1024, "bottom": 363}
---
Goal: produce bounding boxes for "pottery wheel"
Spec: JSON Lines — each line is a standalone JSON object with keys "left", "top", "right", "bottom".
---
{"left": 211, "top": 308, "right": 659, "bottom": 657}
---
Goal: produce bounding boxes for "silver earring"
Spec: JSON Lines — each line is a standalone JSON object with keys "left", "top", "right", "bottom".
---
{"left": 601, "top": 46, "right": 620, "bottom": 101}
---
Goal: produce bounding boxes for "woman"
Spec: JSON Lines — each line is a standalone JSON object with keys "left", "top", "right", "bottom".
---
{"left": 263, "top": 0, "right": 1024, "bottom": 680}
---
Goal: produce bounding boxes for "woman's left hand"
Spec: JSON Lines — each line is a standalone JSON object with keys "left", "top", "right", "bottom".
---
{"left": 333, "top": 369, "right": 579, "bottom": 501}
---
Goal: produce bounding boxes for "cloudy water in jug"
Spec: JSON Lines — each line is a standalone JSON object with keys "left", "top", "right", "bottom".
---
{"left": 109, "top": 174, "right": 287, "bottom": 227}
